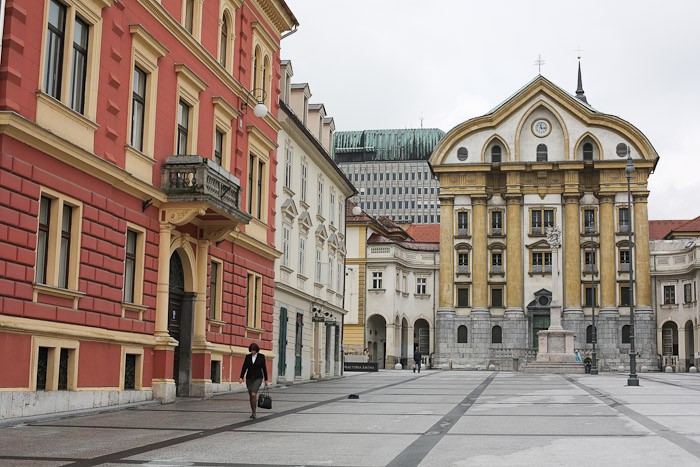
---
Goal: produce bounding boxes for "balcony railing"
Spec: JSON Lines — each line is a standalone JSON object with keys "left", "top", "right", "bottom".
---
{"left": 161, "top": 155, "right": 249, "bottom": 223}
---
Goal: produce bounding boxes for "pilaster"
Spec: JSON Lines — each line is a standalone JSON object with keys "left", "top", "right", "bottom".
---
{"left": 439, "top": 196, "right": 455, "bottom": 309}
{"left": 563, "top": 194, "right": 581, "bottom": 311}
{"left": 599, "top": 195, "right": 616, "bottom": 312}
{"left": 505, "top": 194, "right": 523, "bottom": 310}
{"left": 472, "top": 196, "right": 488, "bottom": 313}
{"left": 633, "top": 193, "right": 651, "bottom": 308}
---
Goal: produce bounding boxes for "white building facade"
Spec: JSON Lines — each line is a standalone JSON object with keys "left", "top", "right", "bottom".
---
{"left": 272, "top": 61, "right": 355, "bottom": 383}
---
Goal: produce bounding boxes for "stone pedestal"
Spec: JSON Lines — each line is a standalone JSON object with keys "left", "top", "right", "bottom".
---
{"left": 536, "top": 328, "right": 576, "bottom": 363}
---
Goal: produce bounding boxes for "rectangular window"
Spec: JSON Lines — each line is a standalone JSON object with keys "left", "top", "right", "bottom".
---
{"left": 584, "top": 209, "right": 596, "bottom": 233}
{"left": 184, "top": 0, "right": 194, "bottom": 33}
{"left": 585, "top": 286, "right": 597, "bottom": 307}
{"left": 282, "top": 226, "right": 290, "bottom": 267}
{"left": 685, "top": 283, "right": 694, "bottom": 304}
{"left": 663, "top": 285, "right": 675, "bottom": 305}
{"left": 301, "top": 161, "right": 308, "bottom": 202}
{"left": 246, "top": 274, "right": 262, "bottom": 328}
{"left": 457, "top": 287, "right": 469, "bottom": 307}
{"left": 209, "top": 261, "right": 220, "bottom": 319}
{"left": 177, "top": 100, "right": 189, "bottom": 155}
{"left": 248, "top": 154, "right": 254, "bottom": 213}
{"left": 492, "top": 252, "right": 503, "bottom": 273}
{"left": 491, "top": 288, "right": 503, "bottom": 307}
{"left": 416, "top": 277, "right": 427, "bottom": 295}
{"left": 214, "top": 129, "right": 223, "bottom": 165}
{"left": 256, "top": 159, "right": 264, "bottom": 219}
{"left": 620, "top": 285, "right": 630, "bottom": 307}
{"left": 457, "top": 252, "right": 469, "bottom": 274}
{"left": 124, "top": 354, "right": 137, "bottom": 390}
{"left": 44, "top": 0, "right": 66, "bottom": 100}
{"left": 584, "top": 251, "right": 596, "bottom": 273}
{"left": 131, "top": 67, "right": 146, "bottom": 151}
{"left": 284, "top": 144, "right": 292, "bottom": 188}
{"left": 619, "top": 249, "right": 630, "bottom": 272}
{"left": 619, "top": 207, "right": 630, "bottom": 232}
{"left": 124, "top": 230, "right": 137, "bottom": 303}
{"left": 317, "top": 179, "right": 324, "bottom": 217}
{"left": 298, "top": 237, "right": 305, "bottom": 275}
{"left": 457, "top": 211, "right": 468, "bottom": 235}
{"left": 69, "top": 16, "right": 89, "bottom": 114}
{"left": 315, "top": 249, "right": 322, "bottom": 283}
{"left": 531, "top": 208, "right": 554, "bottom": 234}
{"left": 36, "top": 196, "right": 51, "bottom": 284}
{"left": 58, "top": 204, "right": 73, "bottom": 289}
{"left": 330, "top": 193, "right": 336, "bottom": 225}
{"left": 491, "top": 211, "right": 503, "bottom": 233}
{"left": 328, "top": 256, "right": 334, "bottom": 290}
{"left": 371, "top": 271, "right": 383, "bottom": 290}
{"left": 531, "top": 210, "right": 542, "bottom": 233}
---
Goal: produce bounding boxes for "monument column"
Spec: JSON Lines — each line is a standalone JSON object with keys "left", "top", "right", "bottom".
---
{"left": 438, "top": 196, "right": 455, "bottom": 311}
{"left": 472, "top": 196, "right": 488, "bottom": 313}
{"left": 599, "top": 195, "right": 617, "bottom": 313}
{"left": 633, "top": 193, "right": 652, "bottom": 311}
{"left": 563, "top": 194, "right": 582, "bottom": 313}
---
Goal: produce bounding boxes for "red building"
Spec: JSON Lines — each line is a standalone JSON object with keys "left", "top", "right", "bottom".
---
{"left": 0, "top": 0, "right": 297, "bottom": 418}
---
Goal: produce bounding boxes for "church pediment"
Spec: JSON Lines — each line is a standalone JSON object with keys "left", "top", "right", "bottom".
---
{"left": 430, "top": 75, "right": 658, "bottom": 168}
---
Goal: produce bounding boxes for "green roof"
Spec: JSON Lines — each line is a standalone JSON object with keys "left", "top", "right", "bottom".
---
{"left": 333, "top": 128, "right": 445, "bottom": 162}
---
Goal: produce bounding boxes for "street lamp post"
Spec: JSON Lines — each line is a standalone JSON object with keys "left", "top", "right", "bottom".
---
{"left": 588, "top": 221, "right": 598, "bottom": 375}
{"left": 622, "top": 145, "right": 639, "bottom": 386}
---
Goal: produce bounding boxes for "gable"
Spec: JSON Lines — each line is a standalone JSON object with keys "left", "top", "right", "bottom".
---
{"left": 430, "top": 76, "right": 658, "bottom": 167}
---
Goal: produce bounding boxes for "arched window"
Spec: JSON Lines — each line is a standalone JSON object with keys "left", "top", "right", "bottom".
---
{"left": 219, "top": 14, "right": 229, "bottom": 67}
{"left": 583, "top": 142, "right": 593, "bottom": 161}
{"left": 621, "top": 325, "right": 631, "bottom": 344}
{"left": 491, "top": 145, "right": 502, "bottom": 163}
{"left": 586, "top": 325, "right": 597, "bottom": 344}
{"left": 252, "top": 46, "right": 261, "bottom": 90}
{"left": 263, "top": 55, "right": 271, "bottom": 106}
{"left": 491, "top": 325, "right": 502, "bottom": 344}
{"left": 536, "top": 144, "right": 548, "bottom": 162}
{"left": 457, "top": 325, "right": 468, "bottom": 343}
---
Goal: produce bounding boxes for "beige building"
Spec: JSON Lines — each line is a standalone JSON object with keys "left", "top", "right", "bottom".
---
{"left": 650, "top": 216, "right": 700, "bottom": 371}
{"left": 429, "top": 73, "right": 659, "bottom": 371}
{"left": 272, "top": 61, "right": 355, "bottom": 383}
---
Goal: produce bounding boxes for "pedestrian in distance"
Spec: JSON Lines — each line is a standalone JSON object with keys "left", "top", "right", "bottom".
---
{"left": 413, "top": 347, "right": 422, "bottom": 373}
{"left": 239, "top": 343, "right": 268, "bottom": 419}
{"left": 583, "top": 354, "right": 592, "bottom": 374}
{"left": 576, "top": 350, "right": 582, "bottom": 363}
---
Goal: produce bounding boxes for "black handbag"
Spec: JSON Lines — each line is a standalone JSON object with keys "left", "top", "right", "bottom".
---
{"left": 257, "top": 386, "right": 272, "bottom": 409}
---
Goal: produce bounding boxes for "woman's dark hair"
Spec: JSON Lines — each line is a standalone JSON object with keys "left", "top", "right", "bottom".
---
{"left": 249, "top": 343, "right": 260, "bottom": 353}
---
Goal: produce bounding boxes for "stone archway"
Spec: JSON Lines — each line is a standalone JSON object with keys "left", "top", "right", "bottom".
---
{"left": 662, "top": 321, "right": 679, "bottom": 357}
{"left": 168, "top": 250, "right": 196, "bottom": 397}
{"left": 401, "top": 318, "right": 409, "bottom": 367}
{"left": 685, "top": 320, "right": 695, "bottom": 371}
{"left": 367, "top": 314, "right": 387, "bottom": 368}
{"left": 414, "top": 318, "right": 430, "bottom": 358}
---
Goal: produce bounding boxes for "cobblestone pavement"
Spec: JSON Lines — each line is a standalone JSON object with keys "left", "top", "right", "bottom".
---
{"left": 3, "top": 371, "right": 700, "bottom": 466}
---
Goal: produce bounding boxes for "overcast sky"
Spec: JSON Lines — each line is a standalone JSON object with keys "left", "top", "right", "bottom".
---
{"left": 282, "top": 0, "right": 700, "bottom": 221}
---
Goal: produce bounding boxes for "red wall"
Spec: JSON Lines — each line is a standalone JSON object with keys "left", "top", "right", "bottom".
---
{"left": 77, "top": 341, "right": 122, "bottom": 387}
{"left": 0, "top": 333, "right": 31, "bottom": 387}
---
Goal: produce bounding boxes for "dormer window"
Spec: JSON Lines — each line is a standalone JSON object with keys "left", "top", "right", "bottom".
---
{"left": 583, "top": 142, "right": 593, "bottom": 161}
{"left": 491, "top": 145, "right": 502, "bottom": 163}
{"left": 536, "top": 144, "right": 548, "bottom": 162}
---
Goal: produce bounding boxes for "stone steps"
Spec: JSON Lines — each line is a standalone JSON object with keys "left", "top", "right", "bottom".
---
{"left": 523, "top": 362, "right": 586, "bottom": 374}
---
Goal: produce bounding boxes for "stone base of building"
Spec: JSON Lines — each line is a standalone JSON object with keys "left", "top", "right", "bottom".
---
{"left": 0, "top": 389, "right": 153, "bottom": 421}
{"left": 152, "top": 379, "right": 176, "bottom": 403}
{"left": 434, "top": 309, "right": 658, "bottom": 371}
{"left": 523, "top": 362, "right": 585, "bottom": 374}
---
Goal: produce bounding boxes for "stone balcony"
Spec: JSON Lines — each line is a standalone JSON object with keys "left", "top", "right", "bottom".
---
{"left": 161, "top": 155, "right": 251, "bottom": 225}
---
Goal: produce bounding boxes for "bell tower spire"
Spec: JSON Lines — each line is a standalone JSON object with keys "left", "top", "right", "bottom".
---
{"left": 575, "top": 49, "right": 588, "bottom": 104}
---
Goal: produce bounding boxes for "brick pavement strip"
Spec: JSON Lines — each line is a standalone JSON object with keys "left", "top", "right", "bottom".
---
{"left": 1, "top": 372, "right": 700, "bottom": 466}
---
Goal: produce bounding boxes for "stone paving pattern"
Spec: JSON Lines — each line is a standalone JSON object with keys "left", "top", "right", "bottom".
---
{"left": 2, "top": 371, "right": 700, "bottom": 466}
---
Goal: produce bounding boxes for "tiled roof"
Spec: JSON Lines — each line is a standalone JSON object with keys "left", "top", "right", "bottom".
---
{"left": 649, "top": 220, "right": 686, "bottom": 240}
{"left": 649, "top": 217, "right": 700, "bottom": 240}
{"left": 406, "top": 224, "right": 440, "bottom": 243}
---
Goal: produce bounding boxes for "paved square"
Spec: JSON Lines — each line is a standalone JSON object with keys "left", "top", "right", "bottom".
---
{"left": 2, "top": 371, "right": 700, "bottom": 466}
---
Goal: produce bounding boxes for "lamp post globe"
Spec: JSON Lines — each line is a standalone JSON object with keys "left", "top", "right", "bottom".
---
{"left": 253, "top": 102, "right": 268, "bottom": 118}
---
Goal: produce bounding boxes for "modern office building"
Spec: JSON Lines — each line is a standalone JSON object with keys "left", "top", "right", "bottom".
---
{"left": 333, "top": 129, "right": 445, "bottom": 224}
{"left": 429, "top": 71, "right": 659, "bottom": 371}
{"left": 0, "top": 0, "right": 296, "bottom": 418}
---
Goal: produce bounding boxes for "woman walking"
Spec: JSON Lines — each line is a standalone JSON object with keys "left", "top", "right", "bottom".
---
{"left": 239, "top": 343, "right": 268, "bottom": 419}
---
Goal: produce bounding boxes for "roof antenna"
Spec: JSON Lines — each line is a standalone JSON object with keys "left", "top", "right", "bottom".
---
{"left": 419, "top": 113, "right": 424, "bottom": 129}
{"left": 575, "top": 46, "right": 588, "bottom": 104}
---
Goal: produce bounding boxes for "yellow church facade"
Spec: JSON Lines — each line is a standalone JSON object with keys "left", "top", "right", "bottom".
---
{"left": 429, "top": 75, "right": 659, "bottom": 371}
